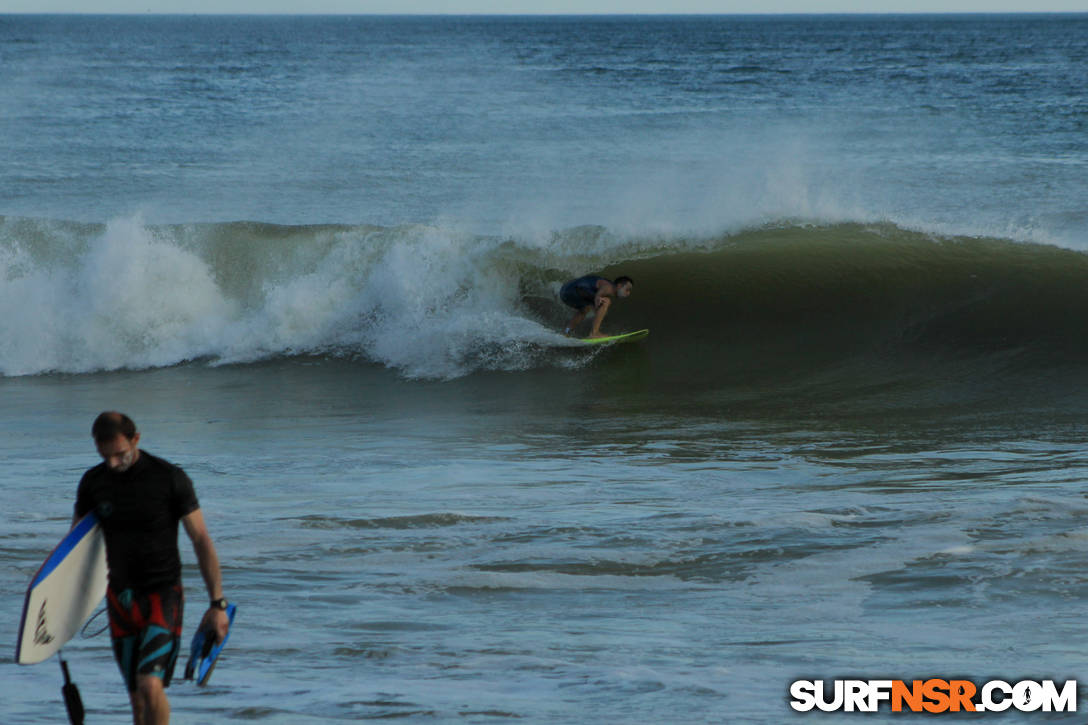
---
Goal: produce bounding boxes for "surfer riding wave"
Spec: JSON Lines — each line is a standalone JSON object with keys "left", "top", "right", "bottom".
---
{"left": 560, "top": 274, "right": 634, "bottom": 338}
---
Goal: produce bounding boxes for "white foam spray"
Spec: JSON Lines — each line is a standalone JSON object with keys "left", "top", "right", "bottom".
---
{"left": 0, "top": 217, "right": 594, "bottom": 379}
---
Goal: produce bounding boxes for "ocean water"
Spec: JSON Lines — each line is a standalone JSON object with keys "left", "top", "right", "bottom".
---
{"left": 2, "top": 13, "right": 1088, "bottom": 723}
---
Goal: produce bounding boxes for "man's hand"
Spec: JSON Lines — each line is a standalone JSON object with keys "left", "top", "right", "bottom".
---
{"left": 200, "top": 607, "right": 231, "bottom": 644}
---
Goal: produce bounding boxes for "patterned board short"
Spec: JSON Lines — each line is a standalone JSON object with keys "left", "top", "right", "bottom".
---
{"left": 107, "top": 584, "right": 184, "bottom": 692}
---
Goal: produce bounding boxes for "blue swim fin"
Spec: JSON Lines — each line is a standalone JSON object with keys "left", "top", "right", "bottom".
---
{"left": 184, "top": 603, "right": 236, "bottom": 686}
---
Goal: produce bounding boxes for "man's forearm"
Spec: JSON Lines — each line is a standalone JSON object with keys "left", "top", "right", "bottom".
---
{"left": 192, "top": 535, "right": 224, "bottom": 601}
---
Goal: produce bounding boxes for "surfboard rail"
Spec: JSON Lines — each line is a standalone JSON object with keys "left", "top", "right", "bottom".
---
{"left": 578, "top": 328, "right": 649, "bottom": 345}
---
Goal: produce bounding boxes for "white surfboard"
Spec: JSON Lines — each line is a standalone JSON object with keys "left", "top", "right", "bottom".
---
{"left": 16, "top": 512, "right": 108, "bottom": 665}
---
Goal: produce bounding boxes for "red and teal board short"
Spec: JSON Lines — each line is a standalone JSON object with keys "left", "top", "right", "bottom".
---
{"left": 107, "top": 583, "right": 184, "bottom": 692}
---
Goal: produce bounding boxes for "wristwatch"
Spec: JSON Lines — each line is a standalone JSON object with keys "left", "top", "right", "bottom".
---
{"left": 210, "top": 597, "right": 229, "bottom": 610}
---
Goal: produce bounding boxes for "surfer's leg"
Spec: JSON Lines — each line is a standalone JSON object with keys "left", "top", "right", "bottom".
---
{"left": 564, "top": 306, "right": 591, "bottom": 335}
{"left": 130, "top": 676, "right": 170, "bottom": 725}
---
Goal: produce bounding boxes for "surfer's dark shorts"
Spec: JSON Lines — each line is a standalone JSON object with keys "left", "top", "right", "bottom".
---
{"left": 560, "top": 281, "right": 592, "bottom": 310}
{"left": 107, "top": 583, "right": 184, "bottom": 692}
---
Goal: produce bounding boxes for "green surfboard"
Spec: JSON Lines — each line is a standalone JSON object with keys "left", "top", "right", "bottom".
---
{"left": 579, "top": 329, "right": 649, "bottom": 345}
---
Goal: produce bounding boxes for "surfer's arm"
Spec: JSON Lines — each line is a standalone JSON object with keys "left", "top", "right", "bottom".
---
{"left": 182, "top": 508, "right": 230, "bottom": 640}
{"left": 589, "top": 296, "right": 612, "bottom": 337}
{"left": 71, "top": 507, "right": 90, "bottom": 529}
{"left": 72, "top": 474, "right": 92, "bottom": 528}
{"left": 594, "top": 280, "right": 616, "bottom": 308}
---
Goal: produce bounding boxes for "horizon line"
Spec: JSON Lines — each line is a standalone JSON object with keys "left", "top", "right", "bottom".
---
{"left": 3, "top": 9, "right": 1087, "bottom": 14}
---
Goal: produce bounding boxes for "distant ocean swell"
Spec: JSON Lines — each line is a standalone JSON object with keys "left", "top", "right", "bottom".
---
{"left": 3, "top": 214, "right": 1087, "bottom": 382}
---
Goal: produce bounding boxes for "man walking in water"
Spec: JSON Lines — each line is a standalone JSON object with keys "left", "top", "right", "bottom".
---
{"left": 560, "top": 274, "right": 634, "bottom": 338}
{"left": 74, "top": 412, "right": 229, "bottom": 725}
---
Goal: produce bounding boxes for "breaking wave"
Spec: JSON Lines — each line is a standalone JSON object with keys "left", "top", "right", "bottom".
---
{"left": 4, "top": 214, "right": 1088, "bottom": 383}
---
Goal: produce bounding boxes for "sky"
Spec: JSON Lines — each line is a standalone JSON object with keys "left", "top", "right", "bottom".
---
{"left": 2, "top": 1, "right": 1087, "bottom": 13}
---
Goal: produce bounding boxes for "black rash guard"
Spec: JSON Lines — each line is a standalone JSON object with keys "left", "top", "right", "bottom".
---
{"left": 75, "top": 451, "right": 200, "bottom": 593}
{"left": 560, "top": 275, "right": 607, "bottom": 309}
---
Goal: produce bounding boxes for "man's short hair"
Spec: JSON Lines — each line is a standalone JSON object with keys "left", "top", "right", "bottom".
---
{"left": 614, "top": 275, "right": 634, "bottom": 287}
{"left": 92, "top": 412, "right": 138, "bottom": 443}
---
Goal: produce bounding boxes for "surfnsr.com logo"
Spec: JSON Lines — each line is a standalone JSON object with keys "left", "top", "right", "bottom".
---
{"left": 789, "top": 679, "right": 1078, "bottom": 713}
